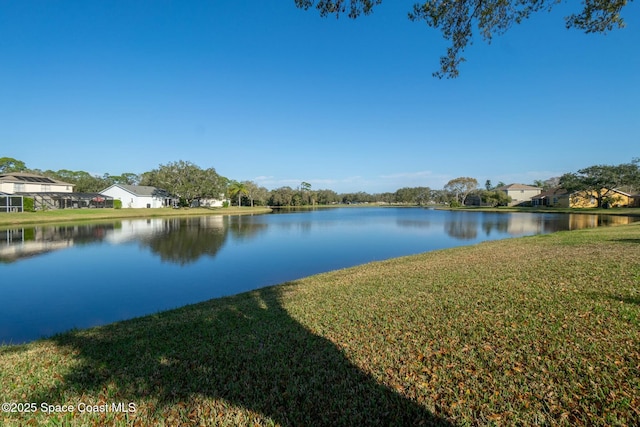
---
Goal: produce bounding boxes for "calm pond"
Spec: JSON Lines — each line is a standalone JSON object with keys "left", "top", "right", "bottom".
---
{"left": 1, "top": 207, "right": 637, "bottom": 344}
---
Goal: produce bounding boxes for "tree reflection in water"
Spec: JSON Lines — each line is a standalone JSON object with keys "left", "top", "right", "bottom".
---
{"left": 142, "top": 216, "right": 268, "bottom": 265}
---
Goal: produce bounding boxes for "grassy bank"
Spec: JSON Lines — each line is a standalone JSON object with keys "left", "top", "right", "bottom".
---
{"left": 0, "top": 206, "right": 272, "bottom": 228}
{"left": 1, "top": 223, "right": 639, "bottom": 426}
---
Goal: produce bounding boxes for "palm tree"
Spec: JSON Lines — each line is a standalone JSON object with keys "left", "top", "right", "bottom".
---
{"left": 228, "top": 181, "right": 249, "bottom": 207}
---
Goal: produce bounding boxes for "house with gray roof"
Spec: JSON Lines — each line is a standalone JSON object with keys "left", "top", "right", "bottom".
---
{"left": 100, "top": 184, "right": 177, "bottom": 208}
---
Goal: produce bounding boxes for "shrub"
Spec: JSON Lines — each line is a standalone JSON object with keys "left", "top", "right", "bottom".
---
{"left": 113, "top": 199, "right": 122, "bottom": 209}
{"left": 23, "top": 197, "right": 35, "bottom": 212}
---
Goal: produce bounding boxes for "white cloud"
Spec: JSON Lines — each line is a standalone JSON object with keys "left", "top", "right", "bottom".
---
{"left": 379, "top": 170, "right": 437, "bottom": 179}
{"left": 253, "top": 175, "right": 274, "bottom": 181}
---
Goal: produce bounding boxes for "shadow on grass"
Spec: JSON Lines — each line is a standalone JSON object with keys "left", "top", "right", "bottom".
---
{"left": 587, "top": 291, "right": 640, "bottom": 306}
{"left": 28, "top": 284, "right": 450, "bottom": 426}
{"left": 607, "top": 238, "right": 640, "bottom": 244}
{"left": 607, "top": 295, "right": 640, "bottom": 306}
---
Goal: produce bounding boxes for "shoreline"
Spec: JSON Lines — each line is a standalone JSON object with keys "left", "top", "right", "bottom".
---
{"left": 437, "top": 205, "right": 640, "bottom": 216}
{"left": 0, "top": 206, "right": 273, "bottom": 228}
{"left": 1, "top": 222, "right": 639, "bottom": 425}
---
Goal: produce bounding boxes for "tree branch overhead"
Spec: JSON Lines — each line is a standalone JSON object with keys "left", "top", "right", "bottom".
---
{"left": 295, "top": 0, "right": 633, "bottom": 77}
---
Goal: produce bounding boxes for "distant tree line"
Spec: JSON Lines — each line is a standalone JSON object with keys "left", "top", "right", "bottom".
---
{"left": 267, "top": 186, "right": 444, "bottom": 207}
{"left": 2, "top": 156, "right": 638, "bottom": 208}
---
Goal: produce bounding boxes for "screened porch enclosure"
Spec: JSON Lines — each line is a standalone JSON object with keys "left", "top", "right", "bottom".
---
{"left": 0, "top": 193, "right": 24, "bottom": 213}
{"left": 18, "top": 193, "right": 114, "bottom": 210}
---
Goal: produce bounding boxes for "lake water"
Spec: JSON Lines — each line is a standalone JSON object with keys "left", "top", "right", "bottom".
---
{"left": 1, "top": 207, "right": 637, "bottom": 344}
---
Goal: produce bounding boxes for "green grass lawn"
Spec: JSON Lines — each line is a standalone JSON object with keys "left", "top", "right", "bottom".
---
{"left": 1, "top": 223, "right": 639, "bottom": 426}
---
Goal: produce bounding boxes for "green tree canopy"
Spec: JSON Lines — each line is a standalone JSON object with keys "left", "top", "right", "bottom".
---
{"left": 269, "top": 186, "right": 295, "bottom": 206}
{"left": 42, "top": 169, "right": 111, "bottom": 193}
{"left": 559, "top": 159, "right": 640, "bottom": 207}
{"left": 295, "top": 0, "right": 631, "bottom": 78}
{"left": 341, "top": 191, "right": 377, "bottom": 204}
{"left": 315, "top": 188, "right": 341, "bottom": 204}
{"left": 299, "top": 181, "right": 315, "bottom": 205}
{"left": 228, "top": 181, "right": 249, "bottom": 207}
{"left": 0, "top": 157, "right": 27, "bottom": 173}
{"left": 481, "top": 189, "right": 512, "bottom": 207}
{"left": 393, "top": 186, "right": 431, "bottom": 204}
{"left": 242, "top": 181, "right": 270, "bottom": 207}
{"left": 444, "top": 177, "right": 478, "bottom": 205}
{"left": 105, "top": 173, "right": 140, "bottom": 186}
{"left": 140, "top": 161, "right": 226, "bottom": 206}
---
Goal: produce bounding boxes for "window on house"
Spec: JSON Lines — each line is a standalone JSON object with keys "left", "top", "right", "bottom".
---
{"left": 14, "top": 183, "right": 25, "bottom": 192}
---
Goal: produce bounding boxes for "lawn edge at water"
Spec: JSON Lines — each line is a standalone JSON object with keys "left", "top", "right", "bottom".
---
{"left": 439, "top": 206, "right": 640, "bottom": 217}
{"left": 0, "top": 206, "right": 272, "bottom": 227}
{"left": 1, "top": 222, "right": 639, "bottom": 426}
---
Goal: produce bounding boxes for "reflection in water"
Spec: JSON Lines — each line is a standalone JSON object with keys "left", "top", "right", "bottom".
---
{"left": 0, "top": 224, "right": 116, "bottom": 263}
{"left": 1, "top": 212, "right": 637, "bottom": 264}
{"left": 566, "top": 213, "right": 633, "bottom": 230}
{"left": 443, "top": 212, "right": 638, "bottom": 241}
{"left": 442, "top": 211, "right": 550, "bottom": 240}
{"left": 0, "top": 216, "right": 272, "bottom": 265}
{"left": 396, "top": 219, "right": 431, "bottom": 228}
{"left": 140, "top": 217, "right": 229, "bottom": 265}
{"left": 444, "top": 212, "right": 479, "bottom": 240}
{"left": 227, "top": 215, "right": 269, "bottom": 241}
{"left": 1, "top": 209, "right": 639, "bottom": 343}
{"left": 140, "top": 216, "right": 269, "bottom": 265}
{"left": 481, "top": 218, "right": 510, "bottom": 236}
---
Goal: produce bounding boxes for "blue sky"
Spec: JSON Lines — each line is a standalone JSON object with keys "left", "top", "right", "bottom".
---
{"left": 2, "top": 1, "right": 639, "bottom": 193}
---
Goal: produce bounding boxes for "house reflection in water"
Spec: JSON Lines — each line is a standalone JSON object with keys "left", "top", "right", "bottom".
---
{"left": 0, "top": 224, "right": 115, "bottom": 263}
{"left": 498, "top": 213, "right": 634, "bottom": 236}
{"left": 0, "top": 216, "right": 231, "bottom": 265}
{"left": 569, "top": 213, "right": 633, "bottom": 229}
{"left": 0, "top": 228, "right": 74, "bottom": 263}
{"left": 1, "top": 213, "right": 637, "bottom": 264}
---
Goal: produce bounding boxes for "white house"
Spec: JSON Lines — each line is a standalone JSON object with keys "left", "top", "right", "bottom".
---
{"left": 0, "top": 172, "right": 74, "bottom": 194}
{"left": 100, "top": 184, "right": 176, "bottom": 208}
{"left": 193, "top": 195, "right": 227, "bottom": 208}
